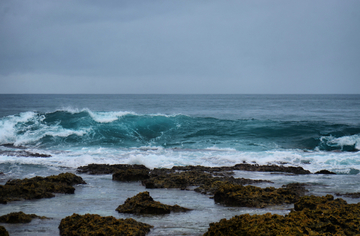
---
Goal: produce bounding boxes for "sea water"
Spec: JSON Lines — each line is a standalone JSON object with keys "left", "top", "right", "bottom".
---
{"left": 0, "top": 94, "right": 359, "bottom": 235}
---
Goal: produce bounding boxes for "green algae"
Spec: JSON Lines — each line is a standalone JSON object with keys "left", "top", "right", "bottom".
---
{"left": 0, "top": 172, "right": 86, "bottom": 204}
{"left": 59, "top": 213, "right": 153, "bottom": 236}
{"left": 0, "top": 226, "right": 8, "bottom": 236}
{"left": 0, "top": 211, "right": 49, "bottom": 223}
{"left": 204, "top": 194, "right": 360, "bottom": 236}
{"left": 213, "top": 182, "right": 307, "bottom": 208}
{"left": 116, "top": 191, "right": 191, "bottom": 214}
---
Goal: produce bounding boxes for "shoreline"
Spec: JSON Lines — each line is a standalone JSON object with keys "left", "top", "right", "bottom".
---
{"left": 1, "top": 163, "right": 360, "bottom": 235}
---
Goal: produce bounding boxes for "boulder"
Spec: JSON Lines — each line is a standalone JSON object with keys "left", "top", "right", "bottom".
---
{"left": 213, "top": 182, "right": 307, "bottom": 208}
{"left": 59, "top": 213, "right": 153, "bottom": 236}
{"left": 0, "top": 173, "right": 86, "bottom": 204}
{"left": 0, "top": 211, "right": 48, "bottom": 223}
{"left": 116, "top": 191, "right": 191, "bottom": 214}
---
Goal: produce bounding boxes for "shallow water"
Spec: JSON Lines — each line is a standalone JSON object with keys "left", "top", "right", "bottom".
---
{"left": 1, "top": 168, "right": 359, "bottom": 236}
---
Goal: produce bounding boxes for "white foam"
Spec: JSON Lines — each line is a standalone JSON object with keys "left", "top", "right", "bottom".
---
{"left": 85, "top": 109, "right": 135, "bottom": 123}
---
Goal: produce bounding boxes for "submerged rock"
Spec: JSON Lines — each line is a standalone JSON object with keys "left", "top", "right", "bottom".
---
{"left": 0, "top": 172, "right": 86, "bottom": 204}
{"left": 116, "top": 191, "right": 191, "bottom": 214}
{"left": 0, "top": 212, "right": 48, "bottom": 223}
{"left": 59, "top": 213, "right": 153, "bottom": 236}
{"left": 77, "top": 164, "right": 149, "bottom": 175}
{"left": 213, "top": 182, "right": 307, "bottom": 208}
{"left": 0, "top": 226, "right": 8, "bottom": 236}
{"left": 204, "top": 194, "right": 360, "bottom": 235}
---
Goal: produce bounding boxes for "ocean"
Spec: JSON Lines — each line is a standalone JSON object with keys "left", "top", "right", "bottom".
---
{"left": 0, "top": 94, "right": 360, "bottom": 235}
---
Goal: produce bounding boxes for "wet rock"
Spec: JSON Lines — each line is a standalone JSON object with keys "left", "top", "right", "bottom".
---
{"left": 0, "top": 212, "right": 48, "bottom": 223}
{"left": 112, "top": 169, "right": 150, "bottom": 181}
{"left": 0, "top": 173, "right": 86, "bottom": 204}
{"left": 233, "top": 163, "right": 311, "bottom": 174}
{"left": 213, "top": 182, "right": 307, "bottom": 208}
{"left": 116, "top": 191, "right": 191, "bottom": 214}
{"left": 142, "top": 169, "right": 271, "bottom": 193}
{"left": 335, "top": 192, "right": 360, "bottom": 198}
{"left": 59, "top": 213, "right": 153, "bottom": 236}
{"left": 0, "top": 226, "right": 8, "bottom": 236}
{"left": 204, "top": 194, "right": 360, "bottom": 235}
{"left": 315, "top": 169, "right": 336, "bottom": 174}
{"left": 77, "top": 164, "right": 149, "bottom": 175}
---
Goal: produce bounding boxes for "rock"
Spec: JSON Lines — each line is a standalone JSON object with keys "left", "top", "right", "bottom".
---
{"left": 116, "top": 191, "right": 191, "bottom": 214}
{"left": 335, "top": 192, "right": 360, "bottom": 198}
{"left": 142, "top": 169, "right": 271, "bottom": 193}
{"left": 0, "top": 226, "right": 9, "bottom": 236}
{"left": 233, "top": 163, "right": 311, "bottom": 174}
{"left": 213, "top": 182, "right": 307, "bottom": 208}
{"left": 0, "top": 173, "right": 86, "bottom": 204}
{"left": 315, "top": 169, "right": 336, "bottom": 174}
{"left": 0, "top": 212, "right": 48, "bottom": 223}
{"left": 77, "top": 164, "right": 149, "bottom": 175}
{"left": 112, "top": 169, "right": 150, "bottom": 181}
{"left": 204, "top": 194, "right": 360, "bottom": 235}
{"left": 59, "top": 213, "right": 153, "bottom": 236}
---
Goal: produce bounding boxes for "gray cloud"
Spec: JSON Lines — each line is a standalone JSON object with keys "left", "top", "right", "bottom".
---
{"left": 0, "top": 0, "right": 359, "bottom": 93}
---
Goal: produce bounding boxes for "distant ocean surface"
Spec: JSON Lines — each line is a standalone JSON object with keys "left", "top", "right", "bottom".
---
{"left": 1, "top": 94, "right": 360, "bottom": 176}
{"left": 1, "top": 94, "right": 360, "bottom": 235}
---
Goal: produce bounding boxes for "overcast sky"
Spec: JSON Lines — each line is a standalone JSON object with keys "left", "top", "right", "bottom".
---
{"left": 0, "top": 0, "right": 359, "bottom": 94}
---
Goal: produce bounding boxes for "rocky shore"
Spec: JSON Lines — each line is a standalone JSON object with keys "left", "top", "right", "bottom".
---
{"left": 0, "top": 163, "right": 360, "bottom": 235}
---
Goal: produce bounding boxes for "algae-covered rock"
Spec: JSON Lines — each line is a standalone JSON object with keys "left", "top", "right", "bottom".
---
{"left": 204, "top": 194, "right": 360, "bottom": 236}
{"left": 116, "top": 191, "right": 191, "bottom": 214}
{"left": 59, "top": 213, "right": 153, "bottom": 236}
{"left": 112, "top": 169, "right": 150, "bottom": 181}
{"left": 0, "top": 226, "right": 8, "bottom": 236}
{"left": 77, "top": 164, "right": 149, "bottom": 175}
{"left": 142, "top": 169, "right": 270, "bottom": 193}
{"left": 213, "top": 182, "right": 307, "bottom": 208}
{"left": 0, "top": 211, "right": 48, "bottom": 223}
{"left": 0, "top": 172, "right": 86, "bottom": 204}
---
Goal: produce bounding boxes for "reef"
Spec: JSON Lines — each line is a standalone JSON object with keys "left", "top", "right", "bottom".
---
{"left": 77, "top": 164, "right": 149, "bottom": 175}
{"left": 0, "top": 211, "right": 48, "bottom": 223}
{"left": 213, "top": 183, "right": 307, "bottom": 208}
{"left": 58, "top": 213, "right": 153, "bottom": 236}
{"left": 204, "top": 195, "right": 360, "bottom": 236}
{"left": 0, "top": 172, "right": 86, "bottom": 204}
{"left": 116, "top": 191, "right": 191, "bottom": 214}
{"left": 0, "top": 226, "right": 8, "bottom": 236}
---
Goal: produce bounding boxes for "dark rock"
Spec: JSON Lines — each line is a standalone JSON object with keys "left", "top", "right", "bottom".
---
{"left": 204, "top": 194, "right": 360, "bottom": 235}
{"left": 0, "top": 173, "right": 86, "bottom": 204}
{"left": 315, "top": 169, "right": 336, "bottom": 174}
{"left": 112, "top": 169, "right": 150, "bottom": 181}
{"left": 335, "top": 192, "right": 360, "bottom": 198}
{"left": 77, "top": 164, "right": 149, "bottom": 175}
{"left": 233, "top": 163, "right": 311, "bottom": 174}
{"left": 59, "top": 213, "right": 153, "bottom": 236}
{"left": 0, "top": 211, "right": 48, "bottom": 223}
{"left": 116, "top": 191, "right": 191, "bottom": 214}
{"left": 0, "top": 226, "right": 8, "bottom": 236}
{"left": 142, "top": 169, "right": 271, "bottom": 194}
{"left": 213, "top": 182, "right": 307, "bottom": 208}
